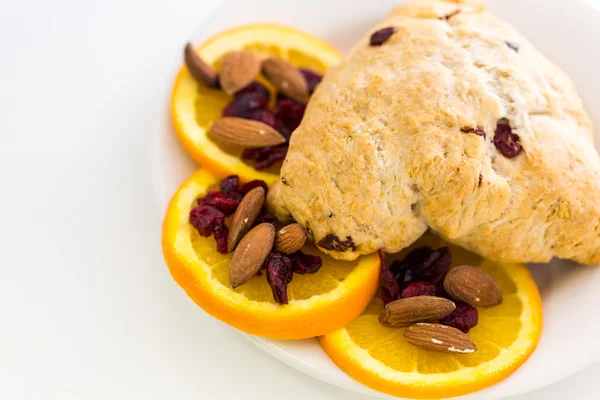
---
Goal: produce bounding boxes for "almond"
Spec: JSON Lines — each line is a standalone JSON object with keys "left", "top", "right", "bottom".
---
{"left": 219, "top": 50, "right": 261, "bottom": 95}
{"left": 208, "top": 117, "right": 286, "bottom": 148}
{"left": 261, "top": 57, "right": 309, "bottom": 103}
{"left": 404, "top": 323, "right": 477, "bottom": 353}
{"left": 184, "top": 43, "right": 219, "bottom": 88}
{"left": 229, "top": 223, "right": 275, "bottom": 288}
{"left": 274, "top": 223, "right": 307, "bottom": 254}
{"left": 378, "top": 296, "right": 455, "bottom": 327}
{"left": 227, "top": 187, "right": 265, "bottom": 253}
{"left": 443, "top": 265, "right": 503, "bottom": 307}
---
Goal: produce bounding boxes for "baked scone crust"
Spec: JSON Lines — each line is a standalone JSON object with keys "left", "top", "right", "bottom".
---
{"left": 269, "top": 0, "right": 600, "bottom": 264}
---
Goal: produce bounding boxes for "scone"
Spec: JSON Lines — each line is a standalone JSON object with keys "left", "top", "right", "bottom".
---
{"left": 268, "top": 0, "right": 600, "bottom": 264}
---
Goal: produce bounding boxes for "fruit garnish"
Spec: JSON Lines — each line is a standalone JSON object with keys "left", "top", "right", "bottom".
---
{"left": 171, "top": 24, "right": 341, "bottom": 184}
{"left": 320, "top": 236, "right": 542, "bottom": 399}
{"left": 162, "top": 168, "right": 381, "bottom": 339}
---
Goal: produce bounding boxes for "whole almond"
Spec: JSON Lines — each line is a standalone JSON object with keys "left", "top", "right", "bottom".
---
{"left": 261, "top": 57, "right": 309, "bottom": 103}
{"left": 208, "top": 117, "right": 286, "bottom": 148}
{"left": 274, "top": 223, "right": 307, "bottom": 254}
{"left": 227, "top": 187, "right": 265, "bottom": 253}
{"left": 219, "top": 50, "right": 261, "bottom": 95}
{"left": 404, "top": 323, "right": 477, "bottom": 353}
{"left": 443, "top": 265, "right": 503, "bottom": 307}
{"left": 229, "top": 223, "right": 275, "bottom": 288}
{"left": 378, "top": 296, "right": 456, "bottom": 327}
{"left": 184, "top": 43, "right": 219, "bottom": 88}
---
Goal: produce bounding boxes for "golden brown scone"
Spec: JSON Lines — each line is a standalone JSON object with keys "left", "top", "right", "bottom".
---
{"left": 268, "top": 0, "right": 600, "bottom": 264}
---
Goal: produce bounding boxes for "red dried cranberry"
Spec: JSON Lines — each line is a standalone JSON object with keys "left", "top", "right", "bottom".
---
{"left": 317, "top": 234, "right": 356, "bottom": 252}
{"left": 219, "top": 175, "right": 240, "bottom": 193}
{"left": 435, "top": 283, "right": 452, "bottom": 299}
{"left": 222, "top": 82, "right": 270, "bottom": 118}
{"left": 401, "top": 281, "right": 436, "bottom": 298}
{"left": 290, "top": 251, "right": 322, "bottom": 274}
{"left": 266, "top": 253, "right": 294, "bottom": 304}
{"left": 238, "top": 82, "right": 270, "bottom": 98}
{"left": 213, "top": 224, "right": 229, "bottom": 254}
{"left": 493, "top": 119, "right": 522, "bottom": 158}
{"left": 242, "top": 146, "right": 288, "bottom": 170}
{"left": 299, "top": 69, "right": 323, "bottom": 94}
{"left": 189, "top": 205, "right": 225, "bottom": 237}
{"left": 198, "top": 190, "right": 242, "bottom": 216}
{"left": 369, "top": 27, "right": 397, "bottom": 46}
{"left": 379, "top": 251, "right": 401, "bottom": 306}
{"left": 411, "top": 247, "right": 451, "bottom": 284}
{"left": 249, "top": 109, "right": 276, "bottom": 128}
{"left": 440, "top": 302, "right": 479, "bottom": 333}
{"left": 275, "top": 96, "right": 306, "bottom": 138}
{"left": 240, "top": 180, "right": 269, "bottom": 195}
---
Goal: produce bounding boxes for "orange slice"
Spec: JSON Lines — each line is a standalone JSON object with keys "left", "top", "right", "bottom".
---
{"left": 320, "top": 236, "right": 542, "bottom": 399}
{"left": 162, "top": 168, "right": 380, "bottom": 339}
{"left": 171, "top": 24, "right": 342, "bottom": 185}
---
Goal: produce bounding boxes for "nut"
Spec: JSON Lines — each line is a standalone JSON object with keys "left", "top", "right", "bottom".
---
{"left": 443, "top": 265, "right": 503, "bottom": 307}
{"left": 208, "top": 117, "right": 286, "bottom": 148}
{"left": 378, "top": 296, "right": 456, "bottom": 327}
{"left": 261, "top": 57, "right": 309, "bottom": 103}
{"left": 404, "top": 323, "right": 477, "bottom": 353}
{"left": 219, "top": 50, "right": 261, "bottom": 95}
{"left": 227, "top": 187, "right": 265, "bottom": 252}
{"left": 229, "top": 223, "right": 275, "bottom": 288}
{"left": 184, "top": 43, "right": 219, "bottom": 88}
{"left": 274, "top": 223, "right": 307, "bottom": 254}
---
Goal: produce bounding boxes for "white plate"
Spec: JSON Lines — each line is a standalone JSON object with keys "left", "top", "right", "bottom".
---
{"left": 152, "top": 0, "right": 600, "bottom": 398}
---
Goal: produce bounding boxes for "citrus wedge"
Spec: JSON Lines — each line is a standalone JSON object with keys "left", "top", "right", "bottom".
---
{"left": 162, "top": 168, "right": 380, "bottom": 339}
{"left": 320, "top": 236, "right": 542, "bottom": 399}
{"left": 171, "top": 24, "right": 342, "bottom": 185}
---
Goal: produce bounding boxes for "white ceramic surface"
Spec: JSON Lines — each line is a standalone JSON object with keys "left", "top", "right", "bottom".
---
{"left": 153, "top": 0, "right": 600, "bottom": 398}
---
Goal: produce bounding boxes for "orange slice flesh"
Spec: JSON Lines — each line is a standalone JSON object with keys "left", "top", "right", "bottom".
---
{"left": 162, "top": 168, "right": 380, "bottom": 339}
{"left": 171, "top": 24, "right": 342, "bottom": 184}
{"left": 320, "top": 235, "right": 542, "bottom": 399}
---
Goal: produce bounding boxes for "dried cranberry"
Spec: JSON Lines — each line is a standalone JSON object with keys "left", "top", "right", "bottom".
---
{"left": 222, "top": 82, "right": 270, "bottom": 118}
{"left": 290, "top": 251, "right": 322, "bottom": 274}
{"left": 379, "top": 251, "right": 401, "bottom": 306}
{"left": 242, "top": 146, "right": 288, "bottom": 170}
{"left": 369, "top": 27, "right": 397, "bottom": 46}
{"left": 299, "top": 69, "right": 323, "bottom": 93}
{"left": 249, "top": 109, "right": 276, "bottom": 128}
{"left": 317, "top": 234, "right": 356, "bottom": 252}
{"left": 493, "top": 119, "right": 522, "bottom": 158}
{"left": 213, "top": 224, "right": 229, "bottom": 254}
{"left": 219, "top": 175, "right": 240, "bottom": 193}
{"left": 240, "top": 180, "right": 269, "bottom": 195}
{"left": 440, "top": 303, "right": 479, "bottom": 333}
{"left": 460, "top": 126, "right": 486, "bottom": 138}
{"left": 198, "top": 190, "right": 242, "bottom": 216}
{"left": 401, "top": 281, "right": 436, "bottom": 298}
{"left": 266, "top": 253, "right": 294, "bottom": 304}
{"left": 189, "top": 205, "right": 225, "bottom": 237}
{"left": 411, "top": 247, "right": 451, "bottom": 284}
{"left": 275, "top": 96, "right": 306, "bottom": 139}
{"left": 435, "top": 283, "right": 452, "bottom": 299}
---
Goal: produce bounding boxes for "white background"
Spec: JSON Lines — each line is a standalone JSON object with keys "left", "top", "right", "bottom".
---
{"left": 0, "top": 0, "right": 598, "bottom": 399}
